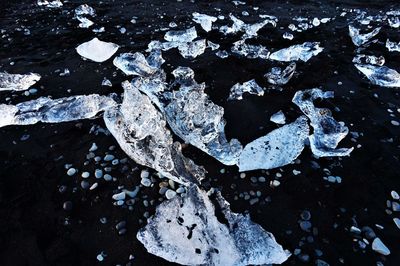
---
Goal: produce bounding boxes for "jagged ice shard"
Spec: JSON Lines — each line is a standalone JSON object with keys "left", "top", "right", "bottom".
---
{"left": 113, "top": 52, "right": 164, "bottom": 76}
{"left": 238, "top": 116, "right": 309, "bottom": 171}
{"left": 103, "top": 81, "right": 206, "bottom": 185}
{"left": 192, "top": 12, "right": 217, "bottom": 32}
{"left": 228, "top": 79, "right": 265, "bottom": 100}
{"left": 220, "top": 15, "right": 277, "bottom": 39}
{"left": 137, "top": 185, "right": 290, "bottom": 266}
{"left": 269, "top": 42, "right": 323, "bottom": 62}
{"left": 352, "top": 54, "right": 385, "bottom": 66}
{"left": 76, "top": 38, "right": 119, "bottom": 63}
{"left": 0, "top": 72, "right": 41, "bottom": 91}
{"left": 231, "top": 40, "right": 270, "bottom": 59}
{"left": 355, "top": 64, "right": 400, "bottom": 87}
{"left": 348, "top": 25, "right": 381, "bottom": 46}
{"left": 265, "top": 62, "right": 296, "bottom": 85}
{"left": 386, "top": 39, "right": 400, "bottom": 52}
{"left": 0, "top": 94, "right": 117, "bottom": 128}
{"left": 292, "top": 89, "right": 353, "bottom": 157}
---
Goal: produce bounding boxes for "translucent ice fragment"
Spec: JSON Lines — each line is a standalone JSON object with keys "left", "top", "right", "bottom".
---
{"left": 355, "top": 64, "right": 400, "bottom": 87}
{"left": 76, "top": 16, "right": 94, "bottom": 28}
{"left": 0, "top": 72, "right": 41, "bottom": 91}
{"left": 37, "top": 0, "right": 63, "bottom": 8}
{"left": 103, "top": 81, "right": 205, "bottom": 185}
{"left": 207, "top": 40, "right": 220, "bottom": 51}
{"left": 220, "top": 15, "right": 276, "bottom": 39}
{"left": 228, "top": 79, "right": 265, "bottom": 101}
{"left": 269, "top": 42, "right": 323, "bottom": 62}
{"left": 270, "top": 110, "right": 286, "bottom": 124}
{"left": 238, "top": 116, "right": 309, "bottom": 171}
{"left": 178, "top": 39, "right": 207, "bottom": 59}
{"left": 348, "top": 25, "right": 381, "bottom": 46}
{"left": 164, "top": 27, "right": 197, "bottom": 43}
{"left": 113, "top": 51, "right": 164, "bottom": 76}
{"left": 352, "top": 54, "right": 385, "bottom": 66}
{"left": 265, "top": 62, "right": 296, "bottom": 85}
{"left": 282, "top": 32, "right": 294, "bottom": 40}
{"left": 292, "top": 89, "right": 353, "bottom": 157}
{"left": 388, "top": 17, "right": 400, "bottom": 28}
{"left": 137, "top": 185, "right": 290, "bottom": 266}
{"left": 386, "top": 39, "right": 400, "bottom": 52}
{"left": 192, "top": 12, "right": 217, "bottom": 32}
{"left": 216, "top": 50, "right": 229, "bottom": 58}
{"left": 76, "top": 38, "right": 119, "bottom": 63}
{"left": 75, "top": 4, "right": 96, "bottom": 17}
{"left": 0, "top": 94, "right": 117, "bottom": 128}
{"left": 231, "top": 40, "right": 270, "bottom": 59}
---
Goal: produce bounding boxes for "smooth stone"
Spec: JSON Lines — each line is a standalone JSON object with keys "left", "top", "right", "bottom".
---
{"left": 112, "top": 191, "right": 125, "bottom": 201}
{"left": 300, "top": 210, "right": 311, "bottom": 221}
{"left": 63, "top": 201, "right": 73, "bottom": 211}
{"left": 67, "top": 168, "right": 77, "bottom": 176}
{"left": 81, "top": 172, "right": 90, "bottom": 178}
{"left": 95, "top": 169, "right": 103, "bottom": 178}
{"left": 393, "top": 218, "right": 400, "bottom": 229}
{"left": 140, "top": 170, "right": 149, "bottom": 179}
{"left": 141, "top": 178, "right": 151, "bottom": 187}
{"left": 116, "top": 220, "right": 126, "bottom": 230}
{"left": 104, "top": 154, "right": 115, "bottom": 161}
{"left": 300, "top": 221, "right": 312, "bottom": 232}
{"left": 391, "top": 190, "right": 399, "bottom": 200}
{"left": 165, "top": 189, "right": 177, "bottom": 200}
{"left": 89, "top": 143, "right": 98, "bottom": 152}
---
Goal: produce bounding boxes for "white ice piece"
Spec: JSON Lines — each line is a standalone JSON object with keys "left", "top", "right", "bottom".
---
{"left": 348, "top": 25, "right": 381, "bottom": 46}
{"left": 113, "top": 51, "right": 164, "bottom": 76}
{"left": 386, "top": 39, "right": 400, "bottom": 52}
{"left": 355, "top": 64, "right": 400, "bottom": 87}
{"left": 372, "top": 238, "right": 391, "bottom": 256}
{"left": 192, "top": 12, "right": 217, "bottom": 32}
{"left": 37, "top": 0, "right": 63, "bottom": 8}
{"left": 352, "top": 54, "right": 385, "bottom": 66}
{"left": 270, "top": 110, "right": 286, "bottom": 124}
{"left": 269, "top": 42, "right": 323, "bottom": 62}
{"left": 265, "top": 62, "right": 296, "bottom": 85}
{"left": 76, "top": 38, "right": 119, "bottom": 63}
{"left": 0, "top": 72, "right": 41, "bottom": 91}
{"left": 228, "top": 79, "right": 265, "bottom": 100}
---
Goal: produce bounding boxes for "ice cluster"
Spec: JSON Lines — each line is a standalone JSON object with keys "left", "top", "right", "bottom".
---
{"left": 192, "top": 12, "right": 217, "bottom": 32}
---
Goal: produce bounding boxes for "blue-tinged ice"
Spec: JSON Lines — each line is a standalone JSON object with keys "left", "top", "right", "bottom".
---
{"left": 348, "top": 25, "right": 381, "bottom": 46}
{"left": 192, "top": 12, "right": 217, "bottom": 32}
{"left": 0, "top": 72, "right": 41, "bottom": 91}
{"left": 269, "top": 42, "right": 323, "bottom": 62}
{"left": 228, "top": 79, "right": 265, "bottom": 100}
{"left": 265, "top": 62, "right": 296, "bottom": 85}
{"left": 355, "top": 64, "right": 400, "bottom": 87}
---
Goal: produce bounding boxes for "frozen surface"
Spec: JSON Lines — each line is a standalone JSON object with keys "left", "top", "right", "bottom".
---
{"left": 0, "top": 72, "right": 41, "bottom": 91}
{"left": 355, "top": 64, "right": 400, "bottom": 87}
{"left": 228, "top": 79, "right": 265, "bottom": 100}
{"left": 0, "top": 94, "right": 117, "bottom": 128}
{"left": 113, "top": 52, "right": 163, "bottom": 76}
{"left": 386, "top": 39, "right": 400, "bottom": 52}
{"left": 348, "top": 25, "right": 381, "bottom": 46}
{"left": 137, "top": 185, "right": 289, "bottom": 266}
{"left": 76, "top": 38, "right": 119, "bottom": 63}
{"left": 269, "top": 42, "right": 323, "bottom": 62}
{"left": 238, "top": 116, "right": 309, "bottom": 171}
{"left": 192, "top": 12, "right": 217, "bottom": 32}
{"left": 292, "top": 89, "right": 354, "bottom": 157}
{"left": 352, "top": 54, "right": 385, "bottom": 66}
{"left": 265, "top": 62, "right": 296, "bottom": 85}
{"left": 103, "top": 81, "right": 206, "bottom": 185}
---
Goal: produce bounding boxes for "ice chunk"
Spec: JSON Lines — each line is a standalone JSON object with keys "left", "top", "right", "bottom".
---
{"left": 103, "top": 81, "right": 205, "bottom": 185}
{"left": 164, "top": 27, "right": 197, "bottom": 43}
{"left": 220, "top": 15, "right": 276, "bottom": 39}
{"left": 292, "top": 89, "right": 353, "bottom": 157}
{"left": 76, "top": 16, "right": 94, "bottom": 28}
{"left": 388, "top": 17, "right": 400, "bottom": 28}
{"left": 137, "top": 185, "right": 290, "bottom": 265}
{"left": 37, "top": 0, "right": 63, "bottom": 8}
{"left": 0, "top": 94, "right": 117, "bottom": 128}
{"left": 113, "top": 52, "right": 163, "bottom": 76}
{"left": 75, "top": 4, "right": 96, "bottom": 17}
{"left": 238, "top": 116, "right": 309, "bottom": 171}
{"left": 372, "top": 238, "right": 391, "bottom": 256}
{"left": 228, "top": 79, "right": 265, "bottom": 101}
{"left": 265, "top": 62, "right": 296, "bottom": 85}
{"left": 386, "top": 39, "right": 400, "bottom": 52}
{"left": 270, "top": 110, "right": 286, "bottom": 124}
{"left": 207, "top": 40, "right": 220, "bottom": 51}
{"left": 192, "top": 12, "right": 217, "bottom": 32}
{"left": 178, "top": 39, "right": 207, "bottom": 59}
{"left": 348, "top": 25, "right": 381, "bottom": 46}
{"left": 269, "top": 42, "right": 323, "bottom": 62}
{"left": 76, "top": 38, "right": 119, "bottom": 63}
{"left": 0, "top": 72, "right": 41, "bottom": 91}
{"left": 231, "top": 40, "right": 270, "bottom": 59}
{"left": 352, "top": 54, "right": 385, "bottom": 66}
{"left": 355, "top": 64, "right": 400, "bottom": 87}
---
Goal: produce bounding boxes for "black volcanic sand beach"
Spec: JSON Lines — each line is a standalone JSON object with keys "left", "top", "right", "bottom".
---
{"left": 0, "top": 0, "right": 399, "bottom": 265}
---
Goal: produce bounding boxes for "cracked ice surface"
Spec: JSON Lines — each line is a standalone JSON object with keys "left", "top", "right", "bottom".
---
{"left": 0, "top": 72, "right": 41, "bottom": 91}
{"left": 292, "top": 89, "right": 354, "bottom": 157}
{"left": 177, "top": 39, "right": 207, "bottom": 59}
{"left": 228, "top": 79, "right": 265, "bottom": 100}
{"left": 348, "top": 25, "right": 381, "bottom": 46}
{"left": 103, "top": 81, "right": 206, "bottom": 185}
{"left": 269, "top": 42, "right": 323, "bottom": 62}
{"left": 265, "top": 62, "right": 296, "bottom": 85}
{"left": 76, "top": 38, "right": 119, "bottom": 63}
{"left": 192, "top": 12, "right": 217, "bottom": 32}
{"left": 355, "top": 64, "right": 400, "bottom": 87}
{"left": 137, "top": 185, "right": 290, "bottom": 266}
{"left": 0, "top": 94, "right": 117, "bottom": 128}
{"left": 238, "top": 116, "right": 309, "bottom": 171}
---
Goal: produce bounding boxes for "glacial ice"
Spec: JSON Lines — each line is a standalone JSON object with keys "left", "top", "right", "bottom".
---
{"left": 0, "top": 94, "right": 117, "bottom": 128}
{"left": 74, "top": 4, "right": 96, "bottom": 28}
{"left": 103, "top": 81, "right": 206, "bottom": 185}
{"left": 386, "top": 39, "right": 400, "bottom": 52}
{"left": 0, "top": 72, "right": 41, "bottom": 91}
{"left": 192, "top": 12, "right": 217, "bottom": 32}
{"left": 269, "top": 42, "right": 323, "bottom": 62}
{"left": 164, "top": 27, "right": 197, "bottom": 43}
{"left": 37, "top": 0, "right": 63, "bottom": 8}
{"left": 265, "top": 62, "right": 296, "bottom": 85}
{"left": 231, "top": 40, "right": 270, "bottom": 59}
{"left": 238, "top": 116, "right": 309, "bottom": 171}
{"left": 352, "top": 54, "right": 385, "bottom": 66}
{"left": 292, "top": 89, "right": 354, "bottom": 157}
{"left": 137, "top": 185, "right": 290, "bottom": 266}
{"left": 355, "top": 64, "right": 400, "bottom": 87}
{"left": 76, "top": 16, "right": 94, "bottom": 28}
{"left": 220, "top": 15, "right": 276, "bottom": 39}
{"left": 348, "top": 25, "right": 381, "bottom": 46}
{"left": 228, "top": 79, "right": 265, "bottom": 100}
{"left": 76, "top": 38, "right": 119, "bottom": 63}
{"left": 178, "top": 39, "right": 207, "bottom": 59}
{"left": 113, "top": 52, "right": 163, "bottom": 76}
{"left": 270, "top": 110, "right": 286, "bottom": 124}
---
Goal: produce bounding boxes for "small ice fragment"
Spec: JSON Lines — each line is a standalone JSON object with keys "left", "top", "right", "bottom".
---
{"left": 372, "top": 238, "right": 390, "bottom": 255}
{"left": 220, "top": 15, "right": 276, "bottom": 39}
{"left": 113, "top": 52, "right": 161, "bottom": 76}
{"left": 391, "top": 190, "right": 399, "bottom": 200}
{"left": 228, "top": 79, "right": 265, "bottom": 100}
{"left": 394, "top": 218, "right": 400, "bottom": 229}
{"left": 102, "top": 78, "right": 112, "bottom": 87}
{"left": 0, "top": 94, "right": 117, "bottom": 128}
{"left": 67, "top": 168, "right": 77, "bottom": 176}
{"left": 352, "top": 54, "right": 385, "bottom": 66}
{"left": 388, "top": 17, "right": 400, "bottom": 28}
{"left": 192, "top": 12, "right": 217, "bottom": 32}
{"left": 282, "top": 32, "right": 294, "bottom": 40}
{"left": 386, "top": 39, "right": 400, "bottom": 52}
{"left": 312, "top": 18, "right": 320, "bottom": 26}
{"left": 112, "top": 191, "right": 125, "bottom": 201}
{"left": 37, "top": 0, "right": 63, "bottom": 8}
{"left": 75, "top": 4, "right": 96, "bottom": 17}
{"left": 292, "top": 89, "right": 353, "bottom": 157}
{"left": 137, "top": 185, "right": 290, "bottom": 265}
{"left": 265, "top": 62, "right": 296, "bottom": 85}
{"left": 207, "top": 40, "right": 220, "bottom": 51}
{"left": 76, "top": 38, "right": 119, "bottom": 63}
{"left": 270, "top": 110, "right": 286, "bottom": 124}
{"left": 355, "top": 64, "right": 400, "bottom": 88}
{"left": 238, "top": 116, "right": 309, "bottom": 171}
{"left": 178, "top": 39, "right": 207, "bottom": 59}
{"left": 231, "top": 40, "right": 270, "bottom": 59}
{"left": 269, "top": 42, "right": 323, "bottom": 62}
{"left": 216, "top": 50, "right": 229, "bottom": 58}
{"left": 165, "top": 189, "right": 176, "bottom": 199}
{"left": 348, "top": 25, "right": 381, "bottom": 46}
{"left": 0, "top": 72, "right": 41, "bottom": 91}
{"left": 164, "top": 27, "right": 197, "bottom": 43}
{"left": 77, "top": 17, "right": 94, "bottom": 28}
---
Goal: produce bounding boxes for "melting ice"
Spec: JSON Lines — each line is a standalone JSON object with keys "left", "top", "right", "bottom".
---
{"left": 231, "top": 40, "right": 270, "bottom": 59}
{"left": 192, "top": 12, "right": 217, "bottom": 32}
{"left": 220, "top": 15, "right": 276, "bottom": 39}
{"left": 386, "top": 39, "right": 400, "bottom": 52}
{"left": 352, "top": 54, "right": 385, "bottom": 66}
{"left": 37, "top": 0, "right": 63, "bottom": 8}
{"left": 269, "top": 42, "right": 323, "bottom": 62}
{"left": 228, "top": 79, "right": 265, "bottom": 100}
{"left": 355, "top": 64, "right": 400, "bottom": 88}
{"left": 348, "top": 25, "right": 381, "bottom": 46}
{"left": 265, "top": 62, "right": 296, "bottom": 85}
{"left": 76, "top": 38, "right": 119, "bottom": 63}
{"left": 0, "top": 72, "right": 41, "bottom": 91}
